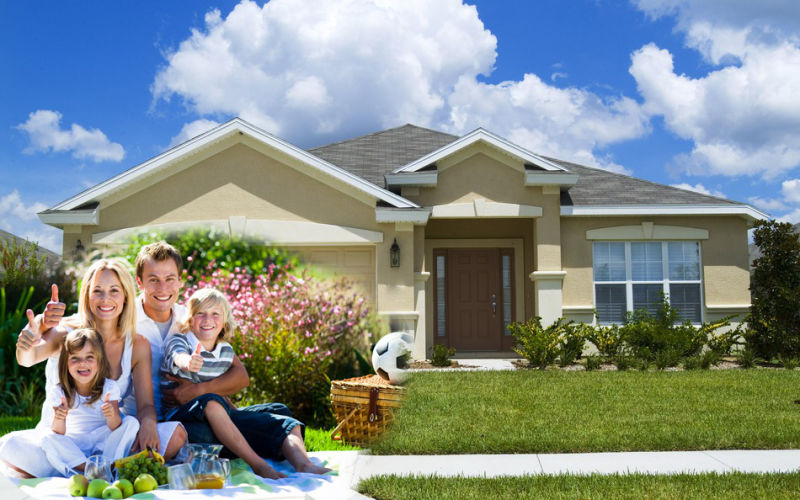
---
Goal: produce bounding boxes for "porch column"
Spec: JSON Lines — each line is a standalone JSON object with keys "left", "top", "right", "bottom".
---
{"left": 533, "top": 188, "right": 565, "bottom": 324}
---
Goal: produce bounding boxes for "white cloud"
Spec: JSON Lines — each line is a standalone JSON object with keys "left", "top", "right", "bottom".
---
{"left": 670, "top": 182, "right": 725, "bottom": 198}
{"left": 777, "top": 208, "right": 800, "bottom": 224}
{"left": 152, "top": 0, "right": 648, "bottom": 171}
{"left": 629, "top": 2, "right": 800, "bottom": 180}
{"left": 168, "top": 119, "right": 221, "bottom": 148}
{"left": 0, "top": 190, "right": 61, "bottom": 253}
{"left": 748, "top": 196, "right": 787, "bottom": 213}
{"left": 781, "top": 179, "right": 800, "bottom": 203}
{"left": 16, "top": 110, "right": 125, "bottom": 163}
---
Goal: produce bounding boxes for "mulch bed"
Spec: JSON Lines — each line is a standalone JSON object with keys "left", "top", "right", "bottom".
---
{"left": 406, "top": 360, "right": 479, "bottom": 369}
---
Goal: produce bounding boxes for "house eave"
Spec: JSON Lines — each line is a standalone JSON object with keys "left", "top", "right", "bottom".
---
{"left": 560, "top": 204, "right": 768, "bottom": 222}
{"left": 38, "top": 208, "right": 99, "bottom": 227}
{"left": 375, "top": 207, "right": 431, "bottom": 224}
{"left": 384, "top": 171, "right": 438, "bottom": 187}
{"left": 524, "top": 172, "right": 579, "bottom": 187}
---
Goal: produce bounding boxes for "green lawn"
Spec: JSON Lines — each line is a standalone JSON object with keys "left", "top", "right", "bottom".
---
{"left": 370, "top": 370, "right": 800, "bottom": 454}
{"left": 358, "top": 472, "right": 800, "bottom": 499}
{"left": 0, "top": 416, "right": 357, "bottom": 452}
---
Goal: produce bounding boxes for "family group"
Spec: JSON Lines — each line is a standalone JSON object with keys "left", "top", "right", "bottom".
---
{"left": 0, "top": 242, "right": 330, "bottom": 480}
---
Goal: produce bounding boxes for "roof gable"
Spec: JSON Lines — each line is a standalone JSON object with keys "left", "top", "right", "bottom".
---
{"left": 48, "top": 118, "right": 417, "bottom": 215}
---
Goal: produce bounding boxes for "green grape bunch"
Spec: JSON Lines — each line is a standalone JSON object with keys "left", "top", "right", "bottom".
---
{"left": 116, "top": 456, "right": 169, "bottom": 485}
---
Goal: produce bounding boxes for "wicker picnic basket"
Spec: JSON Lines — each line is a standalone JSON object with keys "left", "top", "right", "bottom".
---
{"left": 330, "top": 375, "right": 406, "bottom": 446}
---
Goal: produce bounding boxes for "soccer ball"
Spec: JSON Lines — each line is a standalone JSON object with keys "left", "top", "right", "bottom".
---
{"left": 372, "top": 332, "right": 413, "bottom": 384}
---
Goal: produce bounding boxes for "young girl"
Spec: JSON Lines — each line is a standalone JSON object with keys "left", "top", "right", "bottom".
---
{"left": 161, "top": 288, "right": 329, "bottom": 479}
{"left": 41, "top": 328, "right": 140, "bottom": 477}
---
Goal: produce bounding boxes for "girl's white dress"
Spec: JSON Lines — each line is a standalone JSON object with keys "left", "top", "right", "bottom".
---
{"left": 0, "top": 334, "right": 134, "bottom": 477}
{"left": 41, "top": 379, "right": 139, "bottom": 476}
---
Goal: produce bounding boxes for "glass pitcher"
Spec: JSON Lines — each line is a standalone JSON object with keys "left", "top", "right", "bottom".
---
{"left": 186, "top": 443, "right": 225, "bottom": 489}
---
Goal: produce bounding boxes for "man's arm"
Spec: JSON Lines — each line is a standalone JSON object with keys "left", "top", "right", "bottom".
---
{"left": 162, "top": 355, "right": 249, "bottom": 407}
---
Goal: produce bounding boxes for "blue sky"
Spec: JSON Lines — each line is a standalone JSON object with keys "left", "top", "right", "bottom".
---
{"left": 3, "top": 0, "right": 800, "bottom": 252}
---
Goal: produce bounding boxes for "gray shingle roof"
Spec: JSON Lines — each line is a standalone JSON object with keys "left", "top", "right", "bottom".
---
{"left": 547, "top": 158, "right": 742, "bottom": 206}
{"left": 308, "top": 124, "right": 744, "bottom": 207}
{"left": 308, "top": 124, "right": 457, "bottom": 187}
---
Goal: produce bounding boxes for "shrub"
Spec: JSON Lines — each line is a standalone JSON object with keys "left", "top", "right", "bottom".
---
{"left": 558, "top": 323, "right": 588, "bottom": 367}
{"left": 0, "top": 287, "right": 47, "bottom": 416}
{"left": 778, "top": 355, "right": 799, "bottom": 370}
{"left": 737, "top": 347, "right": 757, "bottom": 369}
{"left": 115, "top": 229, "right": 298, "bottom": 283}
{"left": 509, "top": 317, "right": 580, "bottom": 370}
{"left": 584, "top": 355, "right": 602, "bottom": 371}
{"left": 184, "top": 263, "right": 376, "bottom": 427}
{"left": 749, "top": 219, "right": 800, "bottom": 358}
{"left": 683, "top": 355, "right": 702, "bottom": 370}
{"left": 586, "top": 323, "right": 624, "bottom": 358}
{"left": 614, "top": 354, "right": 632, "bottom": 371}
{"left": 430, "top": 344, "right": 455, "bottom": 367}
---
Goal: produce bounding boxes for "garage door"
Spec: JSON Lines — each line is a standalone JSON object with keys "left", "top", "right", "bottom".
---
{"left": 291, "top": 246, "right": 376, "bottom": 306}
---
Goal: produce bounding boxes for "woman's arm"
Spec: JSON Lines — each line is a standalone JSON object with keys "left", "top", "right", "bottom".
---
{"left": 162, "top": 355, "right": 249, "bottom": 408}
{"left": 16, "top": 322, "right": 66, "bottom": 367}
{"left": 130, "top": 334, "right": 159, "bottom": 451}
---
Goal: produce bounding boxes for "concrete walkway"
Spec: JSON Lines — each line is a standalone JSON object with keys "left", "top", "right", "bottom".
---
{"left": 339, "top": 449, "right": 800, "bottom": 487}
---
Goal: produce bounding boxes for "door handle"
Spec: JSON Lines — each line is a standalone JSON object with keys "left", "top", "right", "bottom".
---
{"left": 491, "top": 294, "right": 497, "bottom": 314}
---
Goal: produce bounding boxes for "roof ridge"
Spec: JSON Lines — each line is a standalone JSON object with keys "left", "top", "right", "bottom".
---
{"left": 545, "top": 156, "right": 744, "bottom": 205}
{"left": 308, "top": 123, "right": 458, "bottom": 151}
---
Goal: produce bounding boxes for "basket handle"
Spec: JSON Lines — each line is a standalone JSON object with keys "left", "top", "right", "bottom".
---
{"left": 331, "top": 407, "right": 360, "bottom": 441}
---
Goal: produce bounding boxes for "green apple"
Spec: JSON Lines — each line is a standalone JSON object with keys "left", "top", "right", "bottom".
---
{"left": 133, "top": 473, "right": 158, "bottom": 493}
{"left": 68, "top": 474, "right": 89, "bottom": 497}
{"left": 86, "top": 478, "right": 110, "bottom": 498}
{"left": 101, "top": 486, "right": 123, "bottom": 499}
{"left": 111, "top": 479, "right": 134, "bottom": 498}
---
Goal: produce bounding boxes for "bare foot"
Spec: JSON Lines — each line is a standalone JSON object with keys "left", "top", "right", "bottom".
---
{"left": 295, "top": 462, "right": 333, "bottom": 475}
{"left": 252, "top": 461, "right": 287, "bottom": 480}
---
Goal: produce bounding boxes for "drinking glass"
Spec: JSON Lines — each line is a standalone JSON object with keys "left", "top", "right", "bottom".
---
{"left": 167, "top": 463, "right": 196, "bottom": 490}
{"left": 219, "top": 458, "right": 231, "bottom": 486}
{"left": 84, "top": 455, "right": 113, "bottom": 482}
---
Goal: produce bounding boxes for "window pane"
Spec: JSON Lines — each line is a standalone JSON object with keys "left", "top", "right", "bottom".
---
{"left": 668, "top": 242, "right": 700, "bottom": 280}
{"left": 670, "top": 284, "right": 701, "bottom": 323}
{"left": 631, "top": 242, "right": 662, "bottom": 281}
{"left": 595, "top": 284, "right": 626, "bottom": 324}
{"left": 633, "top": 284, "right": 663, "bottom": 317}
{"left": 436, "top": 255, "right": 446, "bottom": 337}
{"left": 593, "top": 242, "right": 625, "bottom": 281}
{"left": 502, "top": 255, "right": 512, "bottom": 335}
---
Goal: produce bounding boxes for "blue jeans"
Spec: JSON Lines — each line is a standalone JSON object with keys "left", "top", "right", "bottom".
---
{"left": 172, "top": 394, "right": 304, "bottom": 460}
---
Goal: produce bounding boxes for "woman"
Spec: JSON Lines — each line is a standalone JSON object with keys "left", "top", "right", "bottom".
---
{"left": 0, "top": 258, "right": 185, "bottom": 478}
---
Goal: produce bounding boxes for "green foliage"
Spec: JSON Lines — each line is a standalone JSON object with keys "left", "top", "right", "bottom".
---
{"left": 509, "top": 317, "right": 583, "bottom": 370}
{"left": 620, "top": 296, "right": 707, "bottom": 367}
{"left": 0, "top": 287, "right": 47, "bottom": 416}
{"left": 116, "top": 229, "right": 299, "bottom": 281}
{"left": 586, "top": 324, "right": 624, "bottom": 358}
{"left": 737, "top": 346, "right": 757, "bottom": 369}
{"left": 584, "top": 355, "right": 602, "bottom": 371}
{"left": 778, "top": 355, "right": 799, "bottom": 370}
{"left": 429, "top": 344, "right": 455, "bottom": 367}
{"left": 748, "top": 219, "right": 800, "bottom": 358}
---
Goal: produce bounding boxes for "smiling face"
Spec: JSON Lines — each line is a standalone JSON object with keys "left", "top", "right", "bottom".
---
{"left": 89, "top": 269, "right": 126, "bottom": 325}
{"left": 67, "top": 342, "right": 98, "bottom": 393}
{"left": 137, "top": 257, "right": 182, "bottom": 322}
{"left": 190, "top": 303, "right": 225, "bottom": 347}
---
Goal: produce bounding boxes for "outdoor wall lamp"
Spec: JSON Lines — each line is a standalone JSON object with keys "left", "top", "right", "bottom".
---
{"left": 390, "top": 238, "right": 400, "bottom": 267}
{"left": 73, "top": 239, "right": 85, "bottom": 259}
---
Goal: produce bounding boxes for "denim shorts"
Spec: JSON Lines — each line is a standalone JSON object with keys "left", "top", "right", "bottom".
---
{"left": 170, "top": 394, "right": 304, "bottom": 460}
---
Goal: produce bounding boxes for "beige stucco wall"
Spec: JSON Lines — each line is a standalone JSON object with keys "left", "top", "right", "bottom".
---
{"left": 560, "top": 215, "right": 751, "bottom": 323}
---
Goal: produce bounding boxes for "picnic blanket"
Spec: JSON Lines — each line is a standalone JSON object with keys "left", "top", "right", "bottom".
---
{"left": 3, "top": 451, "right": 366, "bottom": 500}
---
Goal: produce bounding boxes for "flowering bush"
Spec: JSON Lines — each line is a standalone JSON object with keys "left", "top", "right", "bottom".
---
{"left": 183, "top": 263, "right": 376, "bottom": 427}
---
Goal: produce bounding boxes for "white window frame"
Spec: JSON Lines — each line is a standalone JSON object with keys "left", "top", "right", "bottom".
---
{"left": 592, "top": 241, "right": 704, "bottom": 324}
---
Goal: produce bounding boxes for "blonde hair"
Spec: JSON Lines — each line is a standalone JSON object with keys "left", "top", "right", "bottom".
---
{"left": 135, "top": 241, "right": 183, "bottom": 280}
{"left": 76, "top": 258, "right": 137, "bottom": 342}
{"left": 58, "top": 328, "right": 109, "bottom": 408}
{"left": 179, "top": 288, "right": 237, "bottom": 343}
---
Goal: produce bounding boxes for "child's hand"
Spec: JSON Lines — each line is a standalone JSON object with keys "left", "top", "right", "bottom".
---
{"left": 53, "top": 396, "right": 69, "bottom": 421}
{"left": 101, "top": 393, "right": 115, "bottom": 419}
{"left": 188, "top": 344, "right": 204, "bottom": 372}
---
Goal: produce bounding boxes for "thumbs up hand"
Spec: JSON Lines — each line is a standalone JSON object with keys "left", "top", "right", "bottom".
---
{"left": 42, "top": 284, "right": 66, "bottom": 330}
{"left": 101, "top": 393, "right": 115, "bottom": 419}
{"left": 188, "top": 344, "right": 204, "bottom": 373}
{"left": 16, "top": 309, "right": 43, "bottom": 352}
{"left": 53, "top": 396, "right": 69, "bottom": 421}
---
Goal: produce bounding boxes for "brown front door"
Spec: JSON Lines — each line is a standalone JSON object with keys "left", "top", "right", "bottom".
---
{"left": 447, "top": 248, "right": 503, "bottom": 351}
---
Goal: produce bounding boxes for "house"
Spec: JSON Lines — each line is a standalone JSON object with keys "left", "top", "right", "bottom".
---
{"left": 39, "top": 118, "right": 765, "bottom": 359}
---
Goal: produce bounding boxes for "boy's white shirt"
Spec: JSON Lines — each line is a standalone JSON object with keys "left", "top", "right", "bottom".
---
{"left": 120, "top": 296, "right": 187, "bottom": 420}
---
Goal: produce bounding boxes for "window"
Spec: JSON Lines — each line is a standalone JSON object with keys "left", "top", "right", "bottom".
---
{"left": 593, "top": 241, "right": 702, "bottom": 324}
